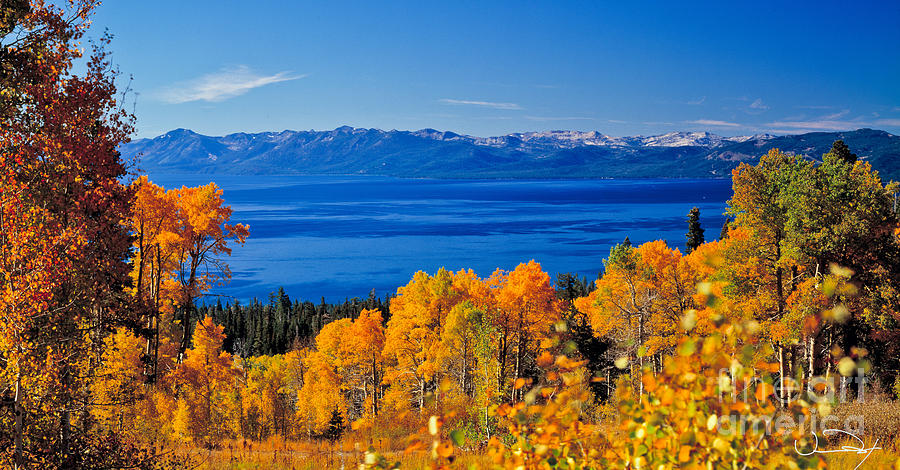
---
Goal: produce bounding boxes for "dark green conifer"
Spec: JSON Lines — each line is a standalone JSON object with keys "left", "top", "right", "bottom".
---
{"left": 686, "top": 207, "right": 705, "bottom": 252}
{"left": 827, "top": 139, "right": 857, "bottom": 164}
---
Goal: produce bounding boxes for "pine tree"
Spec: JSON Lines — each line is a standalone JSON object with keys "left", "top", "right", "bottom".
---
{"left": 827, "top": 139, "right": 857, "bottom": 164}
{"left": 685, "top": 207, "right": 705, "bottom": 251}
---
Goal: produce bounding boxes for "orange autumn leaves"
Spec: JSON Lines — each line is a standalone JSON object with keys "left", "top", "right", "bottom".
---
{"left": 604, "top": 323, "right": 822, "bottom": 470}
{"left": 299, "top": 308, "right": 386, "bottom": 434}
{"left": 90, "top": 177, "right": 250, "bottom": 444}
{"left": 0, "top": 1, "right": 140, "bottom": 466}
{"left": 98, "top": 260, "right": 564, "bottom": 446}
{"left": 129, "top": 176, "right": 249, "bottom": 316}
{"left": 382, "top": 262, "right": 561, "bottom": 414}
{"left": 172, "top": 316, "right": 237, "bottom": 443}
{"left": 573, "top": 238, "right": 722, "bottom": 363}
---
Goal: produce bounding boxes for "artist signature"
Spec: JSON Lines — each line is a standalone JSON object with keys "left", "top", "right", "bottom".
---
{"left": 794, "top": 429, "right": 881, "bottom": 469}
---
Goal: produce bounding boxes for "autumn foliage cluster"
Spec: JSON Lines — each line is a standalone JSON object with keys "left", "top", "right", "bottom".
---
{"left": 3, "top": 2, "right": 900, "bottom": 469}
{"left": 98, "top": 144, "right": 899, "bottom": 470}
{"left": 0, "top": 2, "right": 246, "bottom": 467}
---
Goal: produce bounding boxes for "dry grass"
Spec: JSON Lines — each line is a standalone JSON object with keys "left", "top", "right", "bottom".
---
{"left": 173, "top": 400, "right": 900, "bottom": 468}
{"left": 174, "top": 434, "right": 491, "bottom": 470}
{"left": 829, "top": 400, "right": 900, "bottom": 444}
{"left": 177, "top": 440, "right": 490, "bottom": 469}
{"left": 177, "top": 436, "right": 900, "bottom": 469}
{"left": 820, "top": 400, "right": 900, "bottom": 468}
{"left": 825, "top": 444, "right": 899, "bottom": 468}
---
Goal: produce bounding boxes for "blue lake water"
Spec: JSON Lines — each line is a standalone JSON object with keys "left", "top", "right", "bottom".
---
{"left": 148, "top": 174, "right": 733, "bottom": 303}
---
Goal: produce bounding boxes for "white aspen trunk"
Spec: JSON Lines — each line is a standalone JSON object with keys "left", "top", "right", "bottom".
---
{"left": 808, "top": 335, "right": 815, "bottom": 387}
{"left": 778, "top": 344, "right": 785, "bottom": 407}
{"left": 461, "top": 345, "right": 468, "bottom": 396}
{"left": 511, "top": 338, "right": 521, "bottom": 403}
{"left": 14, "top": 374, "right": 24, "bottom": 470}
{"left": 419, "top": 380, "right": 425, "bottom": 411}
{"left": 638, "top": 313, "right": 644, "bottom": 396}
{"left": 371, "top": 356, "right": 378, "bottom": 416}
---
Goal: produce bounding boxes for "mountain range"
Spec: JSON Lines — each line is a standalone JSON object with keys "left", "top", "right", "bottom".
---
{"left": 122, "top": 127, "right": 900, "bottom": 180}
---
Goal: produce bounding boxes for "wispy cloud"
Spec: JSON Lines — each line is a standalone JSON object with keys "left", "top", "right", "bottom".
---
{"left": 687, "top": 96, "right": 706, "bottom": 105}
{"left": 159, "top": 66, "right": 305, "bottom": 104}
{"left": 763, "top": 114, "right": 900, "bottom": 133}
{"left": 686, "top": 119, "right": 742, "bottom": 127}
{"left": 820, "top": 109, "right": 850, "bottom": 120}
{"left": 749, "top": 98, "right": 769, "bottom": 110}
{"left": 762, "top": 110, "right": 856, "bottom": 132}
{"left": 523, "top": 115, "right": 596, "bottom": 121}
{"left": 470, "top": 116, "right": 515, "bottom": 120}
{"left": 439, "top": 99, "right": 522, "bottom": 110}
{"left": 765, "top": 120, "right": 855, "bottom": 131}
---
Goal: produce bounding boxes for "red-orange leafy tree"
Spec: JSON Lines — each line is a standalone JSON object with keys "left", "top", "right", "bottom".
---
{"left": 0, "top": 1, "right": 169, "bottom": 468}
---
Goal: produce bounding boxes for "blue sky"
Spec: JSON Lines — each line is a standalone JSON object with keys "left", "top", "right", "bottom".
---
{"left": 92, "top": 1, "right": 900, "bottom": 139}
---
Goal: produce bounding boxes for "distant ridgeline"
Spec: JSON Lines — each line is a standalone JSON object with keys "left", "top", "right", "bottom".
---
{"left": 123, "top": 127, "right": 900, "bottom": 180}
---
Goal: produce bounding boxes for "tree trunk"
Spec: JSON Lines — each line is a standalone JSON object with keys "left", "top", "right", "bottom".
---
{"left": 511, "top": 336, "right": 521, "bottom": 403}
{"left": 807, "top": 335, "right": 815, "bottom": 391}
{"left": 61, "top": 407, "right": 70, "bottom": 466}
{"left": 790, "top": 265, "right": 798, "bottom": 294}
{"left": 773, "top": 232, "right": 786, "bottom": 315}
{"left": 419, "top": 380, "right": 425, "bottom": 411}
{"left": 152, "top": 245, "right": 163, "bottom": 378}
{"left": 14, "top": 375, "right": 24, "bottom": 470}
{"left": 778, "top": 344, "right": 785, "bottom": 407}
{"left": 371, "top": 355, "right": 379, "bottom": 416}
{"left": 136, "top": 218, "right": 145, "bottom": 295}
{"left": 775, "top": 266, "right": 784, "bottom": 315}
{"left": 497, "top": 333, "right": 508, "bottom": 390}
{"left": 637, "top": 312, "right": 644, "bottom": 396}
{"left": 178, "top": 244, "right": 201, "bottom": 361}
{"left": 461, "top": 344, "right": 468, "bottom": 396}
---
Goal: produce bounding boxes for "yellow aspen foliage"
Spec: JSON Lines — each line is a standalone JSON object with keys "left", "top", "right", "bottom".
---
{"left": 574, "top": 240, "right": 705, "bottom": 395}
{"left": 316, "top": 317, "right": 354, "bottom": 365}
{"left": 492, "top": 260, "right": 561, "bottom": 401}
{"left": 394, "top": 287, "right": 826, "bottom": 470}
{"left": 173, "top": 315, "right": 237, "bottom": 444}
{"left": 296, "top": 350, "right": 346, "bottom": 435}
{"left": 171, "top": 397, "right": 192, "bottom": 445}
{"left": 603, "top": 319, "right": 823, "bottom": 469}
{"left": 171, "top": 183, "right": 250, "bottom": 309}
{"left": 340, "top": 309, "right": 387, "bottom": 418}
{"left": 93, "top": 328, "right": 147, "bottom": 434}
{"left": 383, "top": 269, "right": 459, "bottom": 411}
{"left": 241, "top": 352, "right": 303, "bottom": 439}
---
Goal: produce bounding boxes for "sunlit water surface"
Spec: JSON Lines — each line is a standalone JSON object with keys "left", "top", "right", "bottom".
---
{"left": 148, "top": 174, "right": 731, "bottom": 303}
